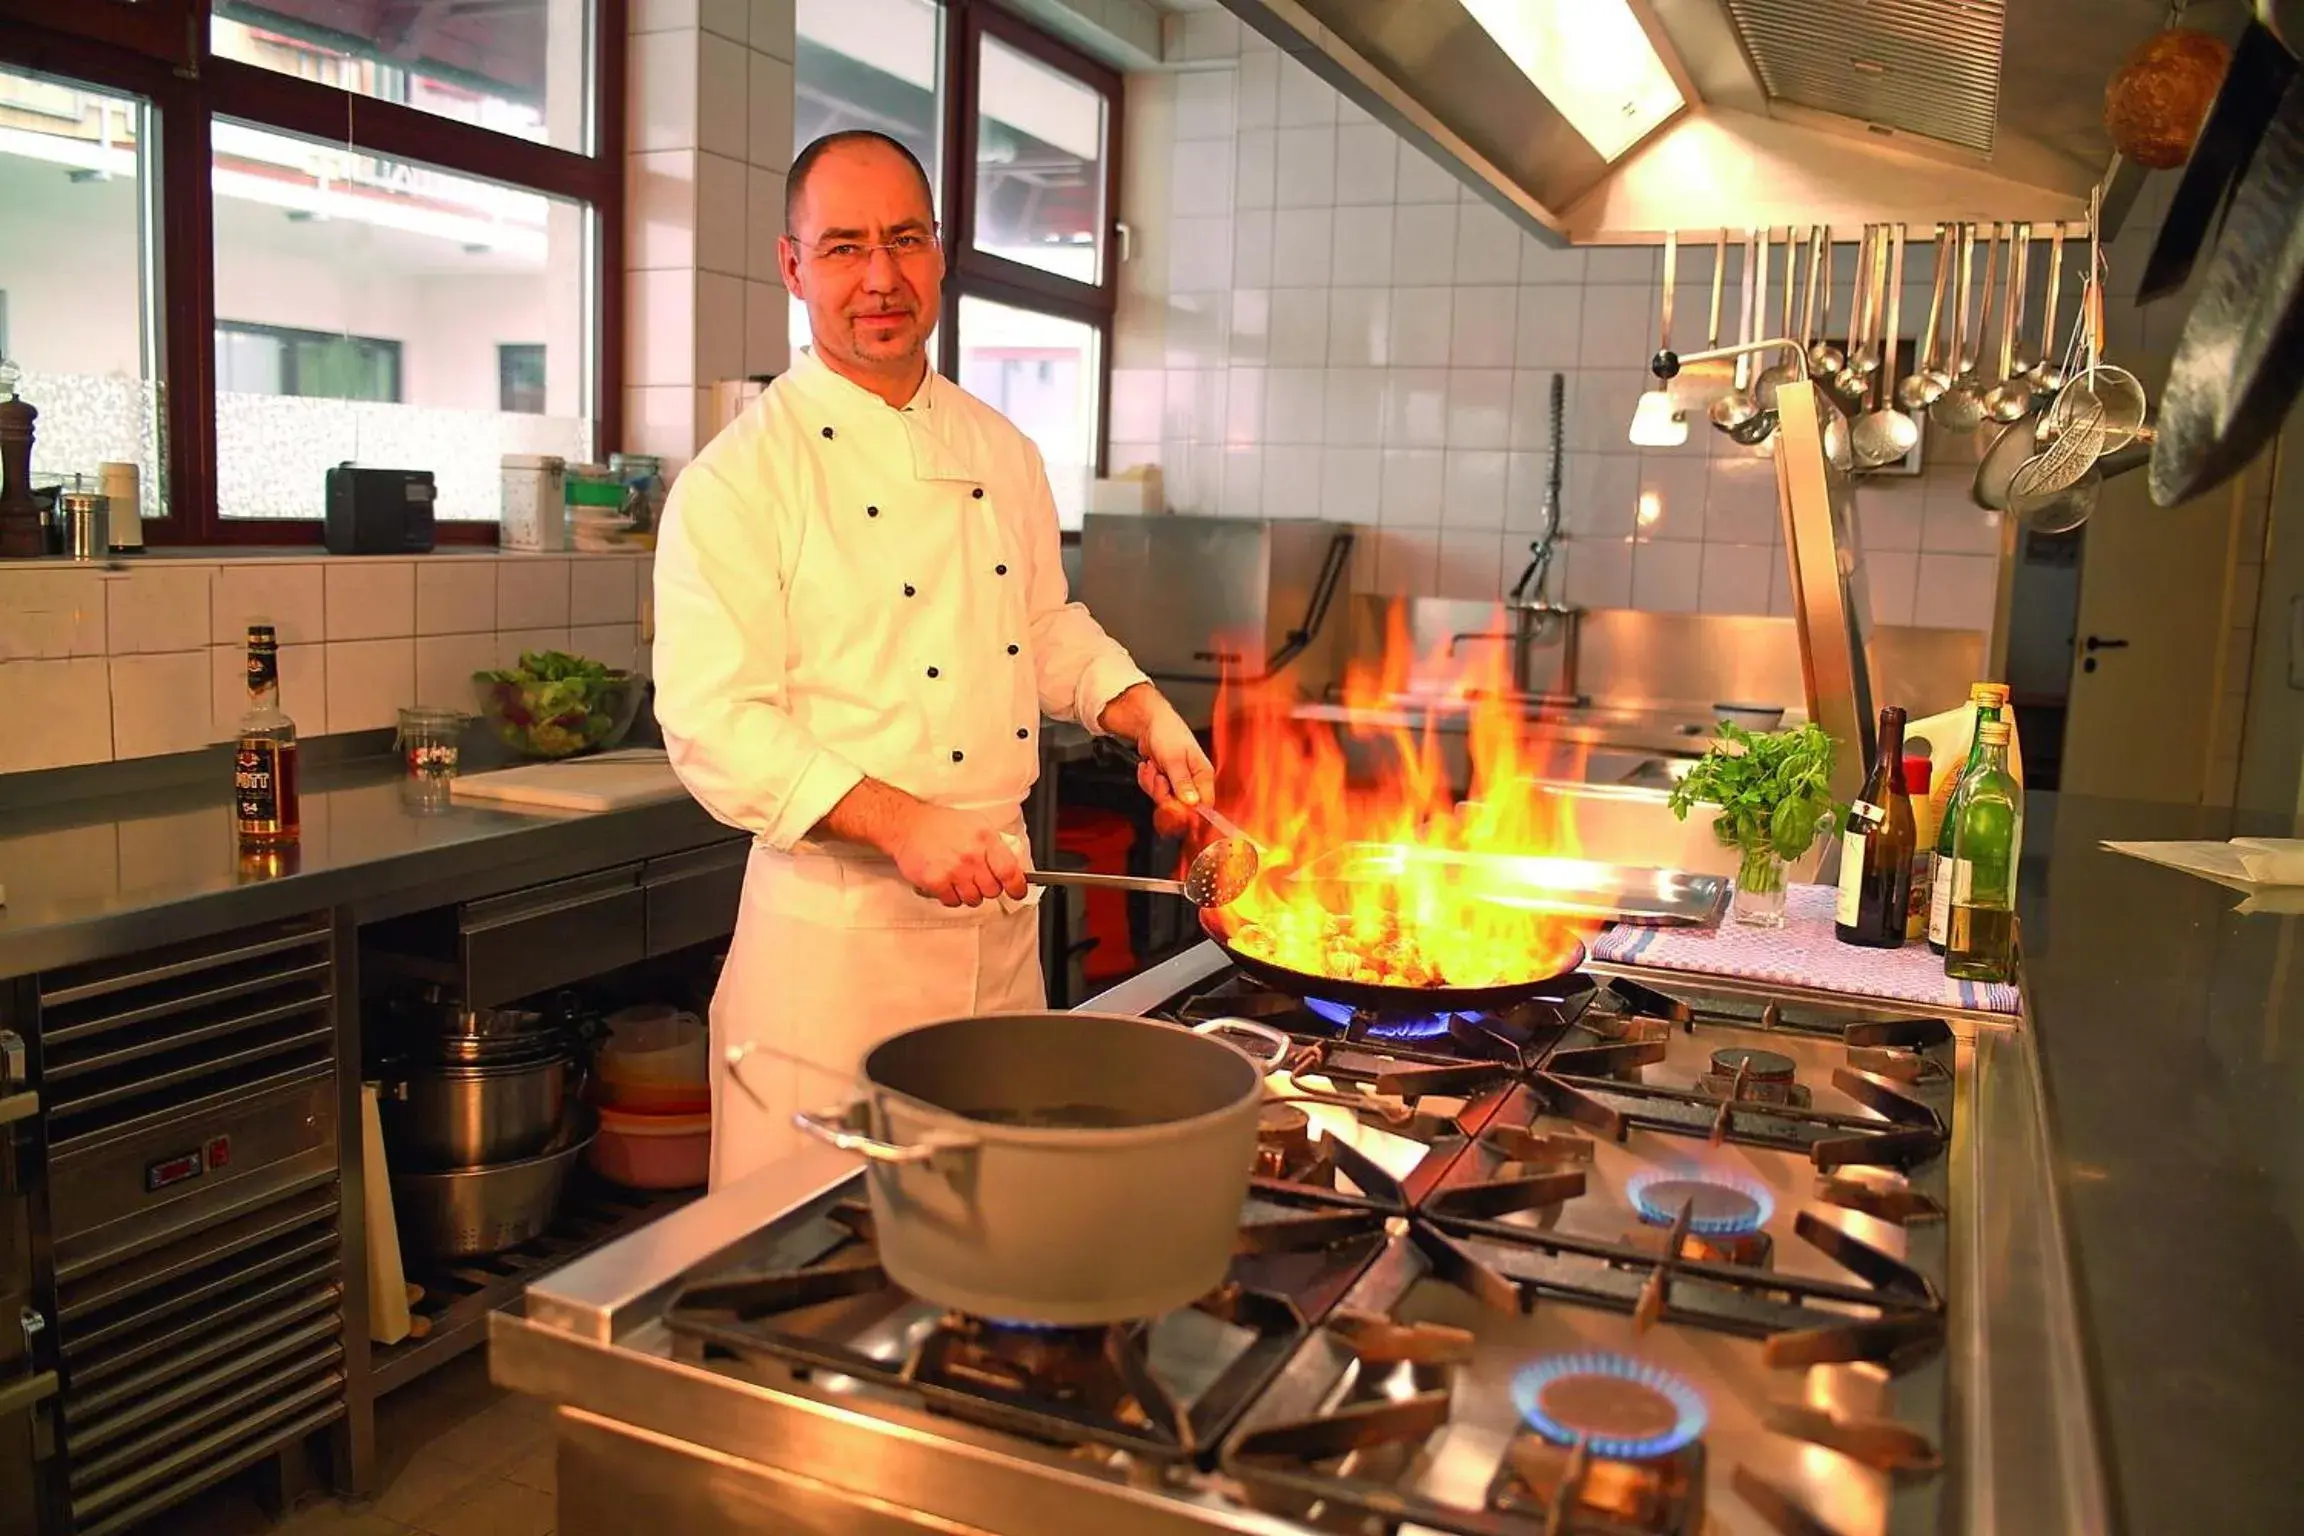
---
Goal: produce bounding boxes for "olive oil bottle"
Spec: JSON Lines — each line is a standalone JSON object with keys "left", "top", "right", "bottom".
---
{"left": 1945, "top": 720, "right": 2022, "bottom": 982}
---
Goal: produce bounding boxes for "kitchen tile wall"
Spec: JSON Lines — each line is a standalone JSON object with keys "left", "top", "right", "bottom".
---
{"left": 1112, "top": 14, "right": 2007, "bottom": 643}
{"left": 0, "top": 553, "right": 652, "bottom": 775}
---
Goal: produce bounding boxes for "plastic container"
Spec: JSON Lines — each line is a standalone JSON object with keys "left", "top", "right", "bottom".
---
{"left": 596, "top": 1004, "right": 709, "bottom": 1112}
{"left": 589, "top": 1104, "right": 711, "bottom": 1189}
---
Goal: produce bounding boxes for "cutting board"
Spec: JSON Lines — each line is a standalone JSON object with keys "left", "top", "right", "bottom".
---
{"left": 449, "top": 750, "right": 690, "bottom": 812}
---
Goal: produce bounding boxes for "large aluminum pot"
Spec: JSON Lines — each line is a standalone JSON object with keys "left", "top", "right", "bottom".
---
{"left": 393, "top": 1106, "right": 596, "bottom": 1258}
{"left": 381, "top": 1053, "right": 569, "bottom": 1169}
{"left": 771, "top": 1013, "right": 1287, "bottom": 1326}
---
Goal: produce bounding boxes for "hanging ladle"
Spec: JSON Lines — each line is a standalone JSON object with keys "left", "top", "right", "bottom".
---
{"left": 1710, "top": 229, "right": 1768, "bottom": 439}
{"left": 1897, "top": 225, "right": 1951, "bottom": 409}
{"left": 1851, "top": 225, "right": 1920, "bottom": 468}
{"left": 1984, "top": 224, "right": 2035, "bottom": 424}
{"left": 2027, "top": 224, "right": 2069, "bottom": 397}
{"left": 1807, "top": 225, "right": 1846, "bottom": 380}
{"left": 1833, "top": 226, "right": 1877, "bottom": 406}
{"left": 1931, "top": 222, "right": 1992, "bottom": 434}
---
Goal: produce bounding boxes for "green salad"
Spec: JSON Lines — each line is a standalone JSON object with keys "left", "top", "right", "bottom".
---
{"left": 473, "top": 650, "right": 634, "bottom": 758}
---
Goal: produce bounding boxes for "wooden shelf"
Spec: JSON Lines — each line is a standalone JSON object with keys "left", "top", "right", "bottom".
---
{"left": 370, "top": 1175, "right": 696, "bottom": 1398}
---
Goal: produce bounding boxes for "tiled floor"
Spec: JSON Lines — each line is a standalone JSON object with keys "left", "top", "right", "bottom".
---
{"left": 129, "top": 1351, "right": 555, "bottom": 1536}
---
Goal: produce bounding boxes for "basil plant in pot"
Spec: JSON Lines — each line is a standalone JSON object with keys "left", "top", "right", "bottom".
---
{"left": 1667, "top": 722, "right": 1838, "bottom": 928}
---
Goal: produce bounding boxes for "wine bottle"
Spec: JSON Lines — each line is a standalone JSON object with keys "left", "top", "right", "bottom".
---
{"left": 1903, "top": 755, "right": 1934, "bottom": 943}
{"left": 1834, "top": 705, "right": 1916, "bottom": 948}
{"left": 1928, "top": 683, "right": 2009, "bottom": 954}
{"left": 1946, "top": 720, "right": 2022, "bottom": 982}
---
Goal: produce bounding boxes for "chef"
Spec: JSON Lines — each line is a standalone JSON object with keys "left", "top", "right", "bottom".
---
{"left": 652, "top": 129, "right": 1213, "bottom": 1187}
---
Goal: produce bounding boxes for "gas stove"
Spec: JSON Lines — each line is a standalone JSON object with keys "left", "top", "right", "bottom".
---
{"left": 492, "top": 943, "right": 2097, "bottom": 1536}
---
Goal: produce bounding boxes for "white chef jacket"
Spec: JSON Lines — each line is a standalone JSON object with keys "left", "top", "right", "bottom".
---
{"left": 651, "top": 345, "right": 1150, "bottom": 921}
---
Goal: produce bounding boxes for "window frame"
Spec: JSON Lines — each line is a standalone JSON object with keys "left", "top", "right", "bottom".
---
{"left": 934, "top": 0, "right": 1121, "bottom": 490}
{"left": 0, "top": 0, "right": 626, "bottom": 547}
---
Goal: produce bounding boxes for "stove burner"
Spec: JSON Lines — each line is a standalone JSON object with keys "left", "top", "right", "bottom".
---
{"left": 1255, "top": 1101, "right": 1319, "bottom": 1179}
{"left": 1709, "top": 1046, "right": 1795, "bottom": 1083}
{"left": 1510, "top": 1353, "right": 1708, "bottom": 1461}
{"left": 1304, "top": 995, "right": 1455, "bottom": 1043}
{"left": 1626, "top": 1171, "right": 1774, "bottom": 1236}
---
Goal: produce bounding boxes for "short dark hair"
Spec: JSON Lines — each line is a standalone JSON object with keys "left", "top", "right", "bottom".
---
{"left": 784, "top": 130, "right": 936, "bottom": 239}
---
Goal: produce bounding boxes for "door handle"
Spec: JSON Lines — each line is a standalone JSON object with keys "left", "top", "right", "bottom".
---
{"left": 2082, "top": 635, "right": 2130, "bottom": 653}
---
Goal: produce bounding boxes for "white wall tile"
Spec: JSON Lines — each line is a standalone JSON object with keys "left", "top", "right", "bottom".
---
{"left": 1920, "top": 487, "right": 2004, "bottom": 555}
{"left": 629, "top": 30, "right": 700, "bottom": 153}
{"left": 106, "top": 565, "right": 213, "bottom": 654}
{"left": 1450, "top": 286, "right": 1517, "bottom": 368}
{"left": 1522, "top": 239, "right": 1588, "bottom": 285}
{"left": 1584, "top": 245, "right": 1660, "bottom": 285}
{"left": 1392, "top": 206, "right": 1457, "bottom": 287}
{"left": 695, "top": 149, "right": 747, "bottom": 278}
{"left": 1445, "top": 370, "right": 1513, "bottom": 450}
{"left": 1383, "top": 369, "right": 1449, "bottom": 447}
{"left": 203, "top": 562, "right": 321, "bottom": 646}
{"left": 1267, "top": 287, "right": 1328, "bottom": 366}
{"left": 0, "top": 658, "right": 110, "bottom": 772}
{"left": 1507, "top": 368, "right": 1566, "bottom": 452}
{"left": 1236, "top": 50, "right": 1278, "bottom": 130}
{"left": 1515, "top": 288, "right": 1583, "bottom": 367}
{"left": 1265, "top": 368, "right": 1325, "bottom": 445}
{"left": 1396, "top": 141, "right": 1458, "bottom": 205}
{"left": 1503, "top": 452, "right": 1550, "bottom": 532}
{"left": 572, "top": 558, "right": 642, "bottom": 625}
{"left": 1573, "top": 370, "right": 1646, "bottom": 455}
{"left": 746, "top": 47, "right": 795, "bottom": 170}
{"left": 1334, "top": 123, "right": 1398, "bottom": 206}
{"left": 1172, "top": 138, "right": 1235, "bottom": 219}
{"left": 1276, "top": 55, "right": 1336, "bottom": 126}
{"left": 1437, "top": 530, "right": 1505, "bottom": 600}
{"left": 1328, "top": 288, "right": 1389, "bottom": 366}
{"left": 1261, "top": 445, "right": 1323, "bottom": 519}
{"left": 749, "top": 0, "right": 794, "bottom": 57}
{"left": 626, "top": 384, "right": 699, "bottom": 465}
{"left": 1331, "top": 206, "right": 1394, "bottom": 287}
{"left": 697, "top": 33, "right": 749, "bottom": 161}
{"left": 1705, "top": 455, "right": 1780, "bottom": 545}
{"left": 1564, "top": 539, "right": 1634, "bottom": 609}
{"left": 1219, "top": 446, "right": 1264, "bottom": 517}
{"left": 1111, "top": 369, "right": 1165, "bottom": 442}
{"left": 1443, "top": 450, "right": 1508, "bottom": 529}
{"left": 1868, "top": 551, "right": 1921, "bottom": 626}
{"left": 1376, "top": 526, "right": 1443, "bottom": 596}
{"left": 498, "top": 628, "right": 574, "bottom": 668}
{"left": 1635, "top": 455, "right": 1709, "bottom": 542}
{"left": 1632, "top": 541, "right": 1703, "bottom": 613}
{"left": 1229, "top": 289, "right": 1270, "bottom": 366}
{"left": 210, "top": 642, "right": 325, "bottom": 738}
{"left": 1321, "top": 447, "right": 1383, "bottom": 525}
{"left": 1913, "top": 552, "right": 1999, "bottom": 633}
{"left": 569, "top": 623, "right": 642, "bottom": 674}
{"left": 697, "top": 271, "right": 746, "bottom": 390}
{"left": 1175, "top": 67, "right": 1238, "bottom": 140}
{"left": 1165, "top": 369, "right": 1224, "bottom": 441}
{"left": 1379, "top": 448, "right": 1446, "bottom": 524}
{"left": 1226, "top": 366, "right": 1266, "bottom": 443}
{"left": 1565, "top": 452, "right": 1640, "bottom": 539}
{"left": 744, "top": 277, "right": 787, "bottom": 375}
{"left": 111, "top": 651, "right": 212, "bottom": 760}
{"left": 499, "top": 558, "right": 573, "bottom": 629}
{"left": 1164, "top": 291, "right": 1229, "bottom": 367}
{"left": 1272, "top": 209, "right": 1333, "bottom": 288}
{"left": 1233, "top": 210, "right": 1274, "bottom": 287}
{"left": 1454, "top": 202, "right": 1522, "bottom": 286}
{"left": 1274, "top": 127, "right": 1336, "bottom": 209}
{"left": 1699, "top": 544, "right": 1775, "bottom": 615}
{"left": 1234, "top": 130, "right": 1276, "bottom": 211}
{"left": 1858, "top": 479, "right": 1926, "bottom": 552}
{"left": 1323, "top": 369, "right": 1385, "bottom": 445}
{"left": 628, "top": 269, "right": 697, "bottom": 386}
{"left": 700, "top": 0, "right": 746, "bottom": 40}
{"left": 746, "top": 165, "right": 786, "bottom": 284}
{"left": 1169, "top": 217, "right": 1234, "bottom": 293}
{"left": 1387, "top": 287, "right": 1453, "bottom": 367}
{"left": 415, "top": 561, "right": 496, "bottom": 635}
{"left": 324, "top": 560, "right": 415, "bottom": 640}
{"left": 0, "top": 570, "right": 105, "bottom": 660}
{"left": 628, "top": 149, "right": 697, "bottom": 271}
{"left": 1580, "top": 283, "right": 1657, "bottom": 368}
{"left": 412, "top": 633, "right": 497, "bottom": 713}
{"left": 1176, "top": 8, "right": 1241, "bottom": 60}
{"left": 633, "top": 0, "right": 700, "bottom": 32}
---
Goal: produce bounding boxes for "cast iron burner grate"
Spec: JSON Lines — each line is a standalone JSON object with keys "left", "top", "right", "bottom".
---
{"left": 661, "top": 1191, "right": 1390, "bottom": 1465}
{"left": 1169, "top": 967, "right": 1601, "bottom": 1070}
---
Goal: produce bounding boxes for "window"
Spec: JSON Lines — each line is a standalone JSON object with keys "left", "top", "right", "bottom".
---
{"left": 0, "top": 2, "right": 621, "bottom": 544}
{"left": 792, "top": 0, "right": 1119, "bottom": 529}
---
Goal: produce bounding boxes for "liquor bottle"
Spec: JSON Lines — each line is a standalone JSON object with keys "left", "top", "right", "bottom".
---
{"left": 1928, "top": 683, "right": 2009, "bottom": 954}
{"left": 1945, "top": 720, "right": 2022, "bottom": 982}
{"left": 232, "top": 624, "right": 301, "bottom": 845}
{"left": 1903, "top": 755, "right": 1934, "bottom": 943}
{"left": 1834, "top": 705, "right": 1916, "bottom": 947}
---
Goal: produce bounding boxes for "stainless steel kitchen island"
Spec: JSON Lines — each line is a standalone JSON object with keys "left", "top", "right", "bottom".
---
{"left": 487, "top": 943, "right": 2109, "bottom": 1536}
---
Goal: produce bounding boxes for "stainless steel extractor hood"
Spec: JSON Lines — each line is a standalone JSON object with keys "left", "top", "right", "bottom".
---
{"left": 1208, "top": 0, "right": 2248, "bottom": 240}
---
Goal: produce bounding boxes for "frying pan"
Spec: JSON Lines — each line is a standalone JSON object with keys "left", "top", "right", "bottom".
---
{"left": 1199, "top": 906, "right": 1588, "bottom": 1015}
{"left": 2139, "top": 22, "right": 2297, "bottom": 303}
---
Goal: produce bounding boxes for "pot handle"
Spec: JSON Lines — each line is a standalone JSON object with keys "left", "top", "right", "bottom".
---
{"left": 1191, "top": 1017, "right": 1292, "bottom": 1072}
{"left": 790, "top": 1101, "right": 975, "bottom": 1164}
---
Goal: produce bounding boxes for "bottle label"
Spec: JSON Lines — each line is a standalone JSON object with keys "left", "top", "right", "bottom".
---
{"left": 1951, "top": 858, "right": 1975, "bottom": 905}
{"left": 1908, "top": 850, "right": 1934, "bottom": 939}
{"left": 1849, "top": 800, "right": 1886, "bottom": 829}
{"left": 1928, "top": 859, "right": 1955, "bottom": 946}
{"left": 1836, "top": 829, "right": 1867, "bottom": 927}
{"left": 235, "top": 739, "right": 283, "bottom": 834}
{"left": 246, "top": 643, "right": 278, "bottom": 695}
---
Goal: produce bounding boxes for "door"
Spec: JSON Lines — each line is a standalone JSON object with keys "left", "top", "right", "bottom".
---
{"left": 2238, "top": 411, "right": 2304, "bottom": 815}
{"left": 2060, "top": 407, "right": 2260, "bottom": 804}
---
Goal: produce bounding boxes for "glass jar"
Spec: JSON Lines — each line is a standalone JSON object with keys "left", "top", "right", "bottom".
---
{"left": 1732, "top": 845, "right": 1789, "bottom": 928}
{"left": 396, "top": 706, "right": 467, "bottom": 811}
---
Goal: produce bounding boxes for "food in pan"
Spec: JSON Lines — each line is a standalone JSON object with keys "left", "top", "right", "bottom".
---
{"left": 1226, "top": 915, "right": 1467, "bottom": 989}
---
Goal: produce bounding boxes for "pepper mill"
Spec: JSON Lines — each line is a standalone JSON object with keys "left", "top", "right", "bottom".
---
{"left": 0, "top": 360, "right": 43, "bottom": 559}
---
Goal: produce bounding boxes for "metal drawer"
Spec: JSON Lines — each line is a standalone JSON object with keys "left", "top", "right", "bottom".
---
{"left": 461, "top": 865, "right": 646, "bottom": 1007}
{"left": 643, "top": 840, "right": 749, "bottom": 957}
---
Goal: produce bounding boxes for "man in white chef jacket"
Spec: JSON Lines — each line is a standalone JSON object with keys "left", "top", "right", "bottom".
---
{"left": 652, "top": 130, "right": 1213, "bottom": 1188}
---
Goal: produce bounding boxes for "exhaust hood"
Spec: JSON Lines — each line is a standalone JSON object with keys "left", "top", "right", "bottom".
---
{"left": 1210, "top": 0, "right": 2240, "bottom": 240}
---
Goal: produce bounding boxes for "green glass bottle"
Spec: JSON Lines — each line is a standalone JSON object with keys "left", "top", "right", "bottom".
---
{"left": 1928, "top": 683, "right": 2008, "bottom": 955}
{"left": 1945, "top": 720, "right": 2022, "bottom": 983}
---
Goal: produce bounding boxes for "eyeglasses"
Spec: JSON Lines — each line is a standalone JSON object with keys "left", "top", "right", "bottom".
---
{"left": 800, "top": 230, "right": 941, "bottom": 271}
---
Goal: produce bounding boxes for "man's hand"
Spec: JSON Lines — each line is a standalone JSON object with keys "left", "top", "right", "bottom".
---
{"left": 1099, "top": 683, "right": 1216, "bottom": 834}
{"left": 890, "top": 804, "right": 1031, "bottom": 908}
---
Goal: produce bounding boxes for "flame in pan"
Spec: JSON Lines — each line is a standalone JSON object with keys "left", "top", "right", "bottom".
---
{"left": 1204, "top": 604, "right": 1596, "bottom": 990}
